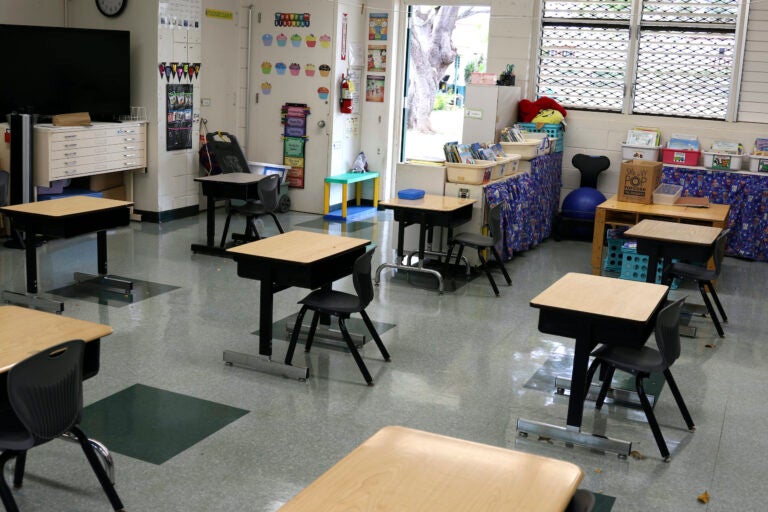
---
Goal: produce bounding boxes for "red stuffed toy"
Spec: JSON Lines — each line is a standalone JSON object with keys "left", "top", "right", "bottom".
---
{"left": 519, "top": 96, "right": 568, "bottom": 123}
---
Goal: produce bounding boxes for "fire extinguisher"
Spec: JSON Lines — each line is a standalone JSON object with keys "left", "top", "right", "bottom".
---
{"left": 340, "top": 74, "right": 353, "bottom": 114}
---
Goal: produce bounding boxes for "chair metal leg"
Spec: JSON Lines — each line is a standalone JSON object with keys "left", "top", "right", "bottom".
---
{"left": 338, "top": 317, "right": 373, "bottom": 385}
{"left": 360, "top": 310, "right": 390, "bottom": 361}
{"left": 705, "top": 281, "right": 728, "bottom": 323}
{"left": 443, "top": 243, "right": 456, "bottom": 280}
{"left": 219, "top": 212, "right": 234, "bottom": 248}
{"left": 698, "top": 283, "right": 725, "bottom": 337}
{"left": 476, "top": 250, "right": 500, "bottom": 296}
{"left": 285, "top": 306, "right": 308, "bottom": 365}
{"left": 70, "top": 426, "right": 125, "bottom": 511}
{"left": 12, "top": 452, "right": 24, "bottom": 488}
{"left": 584, "top": 358, "right": 601, "bottom": 404}
{"left": 663, "top": 369, "right": 695, "bottom": 431}
{"left": 491, "top": 247, "right": 512, "bottom": 285}
{"left": 0, "top": 450, "right": 20, "bottom": 512}
{"left": 268, "top": 212, "right": 285, "bottom": 233}
{"left": 595, "top": 366, "right": 615, "bottom": 410}
{"left": 454, "top": 245, "right": 466, "bottom": 286}
{"left": 635, "top": 374, "right": 671, "bottom": 461}
{"left": 304, "top": 311, "right": 321, "bottom": 353}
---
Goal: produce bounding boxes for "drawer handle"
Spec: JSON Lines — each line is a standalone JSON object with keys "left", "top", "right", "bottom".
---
{"left": 118, "top": 129, "right": 136, "bottom": 134}
{"left": 64, "top": 134, "right": 77, "bottom": 139}
{"left": 122, "top": 138, "right": 136, "bottom": 142}
{"left": 64, "top": 143, "right": 77, "bottom": 148}
{"left": 123, "top": 154, "right": 136, "bottom": 158}
{"left": 63, "top": 152, "right": 77, "bottom": 157}
{"left": 64, "top": 161, "right": 77, "bottom": 166}
{"left": 123, "top": 146, "right": 137, "bottom": 150}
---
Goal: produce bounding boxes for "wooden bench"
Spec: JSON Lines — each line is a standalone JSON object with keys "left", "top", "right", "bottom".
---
{"left": 323, "top": 172, "right": 379, "bottom": 220}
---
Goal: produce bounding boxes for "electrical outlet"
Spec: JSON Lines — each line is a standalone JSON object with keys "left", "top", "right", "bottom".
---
{"left": 201, "top": 98, "right": 211, "bottom": 107}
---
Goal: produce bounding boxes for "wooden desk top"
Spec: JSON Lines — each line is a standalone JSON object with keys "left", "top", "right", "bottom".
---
{"left": 625, "top": 219, "right": 722, "bottom": 245}
{"left": 379, "top": 193, "right": 476, "bottom": 212}
{"left": 194, "top": 172, "right": 266, "bottom": 184}
{"left": 0, "top": 196, "right": 132, "bottom": 217}
{"left": 598, "top": 196, "right": 729, "bottom": 223}
{"left": 280, "top": 426, "right": 583, "bottom": 512}
{"left": 0, "top": 306, "right": 112, "bottom": 373}
{"left": 531, "top": 272, "right": 668, "bottom": 323}
{"left": 227, "top": 231, "right": 369, "bottom": 264}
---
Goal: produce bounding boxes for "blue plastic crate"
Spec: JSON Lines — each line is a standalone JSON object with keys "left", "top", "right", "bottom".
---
{"left": 602, "top": 228, "right": 628, "bottom": 273}
{"left": 516, "top": 122, "right": 564, "bottom": 152}
{"left": 619, "top": 247, "right": 679, "bottom": 289}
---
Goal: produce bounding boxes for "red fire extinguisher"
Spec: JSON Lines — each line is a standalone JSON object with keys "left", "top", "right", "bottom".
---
{"left": 340, "top": 74, "right": 353, "bottom": 114}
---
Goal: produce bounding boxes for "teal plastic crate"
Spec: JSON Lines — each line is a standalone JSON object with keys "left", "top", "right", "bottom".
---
{"left": 516, "top": 122, "right": 564, "bottom": 152}
{"left": 619, "top": 247, "right": 679, "bottom": 289}
{"left": 602, "top": 229, "right": 627, "bottom": 273}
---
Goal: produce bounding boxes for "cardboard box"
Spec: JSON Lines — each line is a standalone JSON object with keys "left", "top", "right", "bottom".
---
{"left": 90, "top": 172, "right": 123, "bottom": 191}
{"left": 618, "top": 160, "right": 662, "bottom": 204}
{"left": 100, "top": 185, "right": 126, "bottom": 200}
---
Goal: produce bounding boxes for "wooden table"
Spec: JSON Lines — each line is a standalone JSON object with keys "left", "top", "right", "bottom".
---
{"left": 624, "top": 220, "right": 723, "bottom": 284}
{"left": 280, "top": 426, "right": 583, "bottom": 512}
{"left": 375, "top": 194, "right": 476, "bottom": 293}
{"left": 191, "top": 172, "right": 267, "bottom": 257}
{"left": 591, "top": 196, "right": 730, "bottom": 276}
{"left": 518, "top": 272, "right": 669, "bottom": 456}
{"left": 226, "top": 231, "right": 370, "bottom": 380}
{"left": 0, "top": 196, "right": 133, "bottom": 311}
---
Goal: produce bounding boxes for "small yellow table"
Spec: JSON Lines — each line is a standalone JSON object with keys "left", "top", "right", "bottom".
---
{"left": 323, "top": 172, "right": 379, "bottom": 221}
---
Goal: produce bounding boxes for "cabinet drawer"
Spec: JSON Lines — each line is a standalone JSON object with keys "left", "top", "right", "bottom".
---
{"left": 48, "top": 129, "right": 108, "bottom": 142}
{"left": 50, "top": 162, "right": 105, "bottom": 179}
{"left": 51, "top": 138, "right": 109, "bottom": 151}
{"left": 109, "top": 125, "right": 144, "bottom": 137}
{"left": 50, "top": 154, "right": 110, "bottom": 171}
{"left": 105, "top": 148, "right": 145, "bottom": 163}
{"left": 106, "top": 133, "right": 146, "bottom": 146}
{"left": 50, "top": 145, "right": 110, "bottom": 160}
{"left": 110, "top": 156, "right": 147, "bottom": 170}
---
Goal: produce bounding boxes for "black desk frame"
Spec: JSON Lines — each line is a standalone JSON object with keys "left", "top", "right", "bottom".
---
{"left": 1, "top": 205, "right": 131, "bottom": 312}
{"left": 375, "top": 203, "right": 473, "bottom": 293}
{"left": 226, "top": 243, "right": 368, "bottom": 380}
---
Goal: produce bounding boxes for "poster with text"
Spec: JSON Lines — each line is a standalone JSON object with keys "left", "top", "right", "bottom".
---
{"left": 368, "top": 13, "right": 388, "bottom": 41}
{"left": 366, "top": 75, "right": 385, "bottom": 102}
{"left": 367, "top": 45, "right": 387, "bottom": 72}
{"left": 166, "top": 83, "right": 193, "bottom": 151}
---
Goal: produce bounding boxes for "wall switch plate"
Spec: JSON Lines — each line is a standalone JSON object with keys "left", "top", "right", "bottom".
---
{"left": 201, "top": 98, "right": 211, "bottom": 106}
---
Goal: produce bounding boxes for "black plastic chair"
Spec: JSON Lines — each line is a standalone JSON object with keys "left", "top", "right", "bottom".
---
{"left": 566, "top": 489, "right": 596, "bottom": 512}
{"left": 663, "top": 229, "right": 729, "bottom": 337}
{"left": 284, "top": 247, "right": 391, "bottom": 385}
{"left": 0, "top": 340, "right": 124, "bottom": 511}
{"left": 220, "top": 173, "right": 285, "bottom": 247}
{"left": 444, "top": 203, "right": 512, "bottom": 296}
{"left": 584, "top": 298, "right": 695, "bottom": 461}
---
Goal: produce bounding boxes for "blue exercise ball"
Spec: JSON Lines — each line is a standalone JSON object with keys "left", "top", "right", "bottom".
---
{"left": 561, "top": 187, "right": 607, "bottom": 220}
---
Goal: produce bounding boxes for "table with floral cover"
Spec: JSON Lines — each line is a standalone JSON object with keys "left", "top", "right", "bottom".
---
{"left": 484, "top": 153, "right": 563, "bottom": 260}
{"left": 661, "top": 165, "right": 768, "bottom": 261}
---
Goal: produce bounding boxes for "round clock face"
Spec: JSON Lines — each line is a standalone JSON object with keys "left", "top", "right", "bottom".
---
{"left": 96, "top": 0, "right": 127, "bottom": 17}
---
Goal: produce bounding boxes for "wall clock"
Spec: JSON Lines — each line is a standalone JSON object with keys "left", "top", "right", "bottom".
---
{"left": 95, "top": 0, "right": 127, "bottom": 17}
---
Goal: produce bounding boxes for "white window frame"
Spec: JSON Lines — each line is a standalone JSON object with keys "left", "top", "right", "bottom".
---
{"left": 531, "top": 0, "right": 750, "bottom": 121}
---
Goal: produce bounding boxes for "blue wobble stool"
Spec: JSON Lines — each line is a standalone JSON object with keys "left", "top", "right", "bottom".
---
{"left": 554, "top": 154, "right": 609, "bottom": 241}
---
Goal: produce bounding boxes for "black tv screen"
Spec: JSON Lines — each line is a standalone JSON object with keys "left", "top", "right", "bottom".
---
{"left": 0, "top": 24, "right": 130, "bottom": 122}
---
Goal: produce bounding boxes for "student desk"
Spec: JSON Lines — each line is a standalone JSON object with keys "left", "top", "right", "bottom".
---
{"left": 280, "top": 426, "right": 583, "bottom": 512}
{"left": 591, "top": 196, "right": 730, "bottom": 276}
{"left": 624, "top": 220, "right": 723, "bottom": 284}
{"left": 0, "top": 196, "right": 133, "bottom": 312}
{"left": 191, "top": 172, "right": 267, "bottom": 257}
{"left": 0, "top": 305, "right": 116, "bottom": 480}
{"left": 518, "top": 273, "right": 668, "bottom": 456}
{"left": 323, "top": 172, "right": 379, "bottom": 221}
{"left": 226, "top": 231, "right": 370, "bottom": 380}
{"left": 375, "top": 194, "right": 475, "bottom": 293}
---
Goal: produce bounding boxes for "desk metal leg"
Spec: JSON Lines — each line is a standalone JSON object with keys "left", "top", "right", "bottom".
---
{"left": 1, "top": 230, "right": 64, "bottom": 313}
{"left": 61, "top": 433, "right": 115, "bottom": 485}
{"left": 517, "top": 327, "right": 632, "bottom": 457}
{"left": 73, "top": 230, "right": 134, "bottom": 295}
{"left": 223, "top": 273, "right": 309, "bottom": 381}
{"left": 374, "top": 221, "right": 444, "bottom": 293}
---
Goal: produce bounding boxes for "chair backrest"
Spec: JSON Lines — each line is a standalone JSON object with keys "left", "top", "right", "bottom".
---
{"left": 257, "top": 174, "right": 281, "bottom": 211}
{"left": 352, "top": 247, "right": 376, "bottom": 309}
{"left": 571, "top": 154, "right": 610, "bottom": 189}
{"left": 206, "top": 132, "right": 250, "bottom": 173}
{"left": 712, "top": 228, "right": 730, "bottom": 276}
{"left": 488, "top": 203, "right": 504, "bottom": 244}
{"left": 8, "top": 340, "right": 85, "bottom": 443}
{"left": 654, "top": 297, "right": 686, "bottom": 367}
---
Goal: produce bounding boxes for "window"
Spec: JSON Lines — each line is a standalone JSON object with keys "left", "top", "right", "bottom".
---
{"left": 536, "top": 0, "right": 745, "bottom": 120}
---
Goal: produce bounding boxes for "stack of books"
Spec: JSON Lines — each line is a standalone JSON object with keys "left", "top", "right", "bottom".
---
{"left": 753, "top": 138, "right": 768, "bottom": 156}
{"left": 667, "top": 134, "right": 700, "bottom": 151}
{"left": 626, "top": 127, "right": 661, "bottom": 147}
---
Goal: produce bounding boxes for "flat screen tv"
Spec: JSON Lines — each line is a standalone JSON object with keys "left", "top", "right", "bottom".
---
{"left": 0, "top": 24, "right": 130, "bottom": 122}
